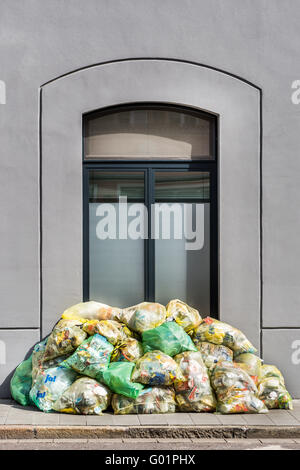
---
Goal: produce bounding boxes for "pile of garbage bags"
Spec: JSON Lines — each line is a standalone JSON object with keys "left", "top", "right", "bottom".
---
{"left": 11, "top": 299, "right": 293, "bottom": 415}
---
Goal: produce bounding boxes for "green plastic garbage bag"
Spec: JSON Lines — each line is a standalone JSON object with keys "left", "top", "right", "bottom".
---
{"left": 112, "top": 387, "right": 176, "bottom": 415}
{"left": 142, "top": 321, "right": 197, "bottom": 357}
{"left": 10, "top": 355, "right": 33, "bottom": 406}
{"left": 193, "top": 317, "right": 257, "bottom": 356}
{"left": 132, "top": 350, "right": 185, "bottom": 386}
{"left": 61, "top": 333, "right": 113, "bottom": 379}
{"left": 29, "top": 366, "right": 77, "bottom": 412}
{"left": 53, "top": 377, "right": 111, "bottom": 415}
{"left": 211, "top": 361, "right": 268, "bottom": 414}
{"left": 174, "top": 351, "right": 216, "bottom": 412}
{"left": 101, "top": 362, "right": 144, "bottom": 399}
{"left": 44, "top": 319, "right": 87, "bottom": 361}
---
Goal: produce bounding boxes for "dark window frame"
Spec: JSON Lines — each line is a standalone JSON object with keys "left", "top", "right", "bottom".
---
{"left": 83, "top": 103, "right": 218, "bottom": 317}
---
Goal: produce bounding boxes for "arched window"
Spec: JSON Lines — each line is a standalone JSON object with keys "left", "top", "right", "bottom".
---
{"left": 83, "top": 103, "right": 217, "bottom": 316}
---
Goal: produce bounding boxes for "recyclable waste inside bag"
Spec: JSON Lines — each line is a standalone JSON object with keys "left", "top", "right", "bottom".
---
{"left": 142, "top": 321, "right": 197, "bottom": 357}
{"left": 10, "top": 356, "right": 33, "bottom": 406}
{"left": 120, "top": 302, "right": 166, "bottom": 334}
{"left": 44, "top": 320, "right": 87, "bottom": 361}
{"left": 211, "top": 361, "right": 268, "bottom": 414}
{"left": 83, "top": 320, "right": 133, "bottom": 345}
{"left": 62, "top": 333, "right": 113, "bottom": 380}
{"left": 29, "top": 366, "right": 77, "bottom": 412}
{"left": 193, "top": 317, "right": 257, "bottom": 356}
{"left": 62, "top": 301, "right": 122, "bottom": 322}
{"left": 101, "top": 362, "right": 144, "bottom": 399}
{"left": 111, "top": 338, "right": 144, "bottom": 363}
{"left": 53, "top": 377, "right": 111, "bottom": 415}
{"left": 132, "top": 351, "right": 185, "bottom": 386}
{"left": 11, "top": 299, "right": 293, "bottom": 415}
{"left": 234, "top": 353, "right": 263, "bottom": 384}
{"left": 112, "top": 387, "right": 176, "bottom": 415}
{"left": 257, "top": 364, "right": 293, "bottom": 410}
{"left": 196, "top": 342, "right": 233, "bottom": 373}
{"left": 166, "top": 299, "right": 202, "bottom": 332}
{"left": 174, "top": 351, "right": 216, "bottom": 412}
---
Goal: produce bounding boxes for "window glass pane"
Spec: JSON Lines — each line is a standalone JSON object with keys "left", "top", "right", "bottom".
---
{"left": 89, "top": 171, "right": 145, "bottom": 306}
{"left": 84, "top": 108, "right": 214, "bottom": 160}
{"left": 154, "top": 172, "right": 210, "bottom": 315}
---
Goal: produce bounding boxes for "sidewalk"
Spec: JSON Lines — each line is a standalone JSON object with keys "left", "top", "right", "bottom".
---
{"left": 1, "top": 399, "right": 300, "bottom": 440}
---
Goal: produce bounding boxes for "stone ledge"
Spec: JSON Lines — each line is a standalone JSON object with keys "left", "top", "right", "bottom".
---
{"left": 1, "top": 425, "right": 300, "bottom": 440}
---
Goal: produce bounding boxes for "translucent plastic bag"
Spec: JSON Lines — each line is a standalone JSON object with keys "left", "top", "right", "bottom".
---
{"left": 211, "top": 361, "right": 268, "bottom": 414}
{"left": 101, "top": 362, "right": 144, "bottom": 399}
{"left": 132, "top": 351, "right": 185, "bottom": 386}
{"left": 258, "top": 364, "right": 293, "bottom": 410}
{"left": 112, "top": 387, "right": 176, "bottom": 415}
{"left": 62, "top": 301, "right": 121, "bottom": 322}
{"left": 29, "top": 366, "right": 77, "bottom": 412}
{"left": 83, "top": 320, "right": 133, "bottom": 345}
{"left": 53, "top": 377, "right": 111, "bottom": 414}
{"left": 174, "top": 351, "right": 216, "bottom": 412}
{"left": 31, "top": 337, "right": 68, "bottom": 383}
{"left": 196, "top": 342, "right": 233, "bottom": 373}
{"left": 120, "top": 302, "right": 166, "bottom": 334}
{"left": 166, "top": 299, "right": 202, "bottom": 332}
{"left": 234, "top": 353, "right": 263, "bottom": 384}
{"left": 111, "top": 338, "right": 144, "bottom": 363}
{"left": 62, "top": 334, "right": 113, "bottom": 380}
{"left": 193, "top": 317, "right": 257, "bottom": 356}
{"left": 10, "top": 356, "right": 33, "bottom": 406}
{"left": 142, "top": 321, "right": 197, "bottom": 357}
{"left": 44, "top": 320, "right": 87, "bottom": 361}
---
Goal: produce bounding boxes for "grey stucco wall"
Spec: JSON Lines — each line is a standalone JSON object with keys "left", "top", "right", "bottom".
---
{"left": 0, "top": 0, "right": 300, "bottom": 397}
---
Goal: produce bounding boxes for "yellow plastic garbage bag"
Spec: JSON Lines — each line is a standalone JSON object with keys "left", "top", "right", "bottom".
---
{"left": 193, "top": 317, "right": 257, "bottom": 356}
{"left": 111, "top": 338, "right": 144, "bottom": 363}
{"left": 53, "top": 377, "right": 111, "bottom": 415}
{"left": 29, "top": 366, "right": 77, "bottom": 412}
{"left": 62, "top": 333, "right": 113, "bottom": 379}
{"left": 211, "top": 361, "right": 268, "bottom": 414}
{"left": 166, "top": 299, "right": 202, "bottom": 332}
{"left": 257, "top": 364, "right": 293, "bottom": 410}
{"left": 196, "top": 342, "right": 233, "bottom": 373}
{"left": 234, "top": 353, "right": 263, "bottom": 385}
{"left": 62, "top": 301, "right": 121, "bottom": 322}
{"left": 174, "top": 351, "right": 216, "bottom": 412}
{"left": 83, "top": 320, "right": 133, "bottom": 345}
{"left": 44, "top": 320, "right": 87, "bottom": 361}
{"left": 112, "top": 387, "right": 176, "bottom": 414}
{"left": 132, "top": 351, "right": 185, "bottom": 386}
{"left": 120, "top": 302, "right": 166, "bottom": 334}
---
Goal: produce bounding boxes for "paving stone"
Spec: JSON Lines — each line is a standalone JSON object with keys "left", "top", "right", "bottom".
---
{"left": 138, "top": 414, "right": 168, "bottom": 426}
{"left": 32, "top": 412, "right": 60, "bottom": 425}
{"left": 122, "top": 438, "right": 158, "bottom": 442}
{"left": 112, "top": 415, "right": 140, "bottom": 426}
{"left": 5, "top": 412, "right": 35, "bottom": 425}
{"left": 242, "top": 414, "right": 275, "bottom": 425}
{"left": 165, "top": 413, "right": 194, "bottom": 426}
{"left": 216, "top": 414, "right": 247, "bottom": 425}
{"left": 86, "top": 414, "right": 114, "bottom": 426}
{"left": 59, "top": 414, "right": 87, "bottom": 425}
{"left": 157, "top": 438, "right": 193, "bottom": 442}
{"left": 269, "top": 410, "right": 300, "bottom": 426}
{"left": 189, "top": 413, "right": 221, "bottom": 425}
